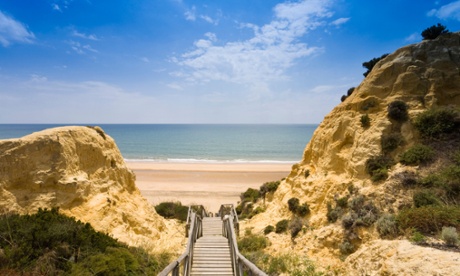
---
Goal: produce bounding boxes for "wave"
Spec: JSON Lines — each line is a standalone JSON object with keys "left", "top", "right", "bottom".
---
{"left": 124, "top": 158, "right": 299, "bottom": 164}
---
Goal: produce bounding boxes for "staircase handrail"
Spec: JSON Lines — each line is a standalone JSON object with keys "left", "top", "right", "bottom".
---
{"left": 221, "top": 205, "right": 267, "bottom": 276}
{"left": 158, "top": 206, "right": 205, "bottom": 276}
{"left": 219, "top": 203, "right": 239, "bottom": 236}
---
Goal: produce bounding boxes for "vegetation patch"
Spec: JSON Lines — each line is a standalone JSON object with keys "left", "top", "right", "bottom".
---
{"left": 381, "top": 132, "right": 404, "bottom": 153}
{"left": 287, "top": 197, "right": 310, "bottom": 217}
{"left": 238, "top": 234, "right": 268, "bottom": 253}
{"left": 289, "top": 218, "right": 304, "bottom": 239}
{"left": 396, "top": 205, "right": 460, "bottom": 234}
{"left": 414, "top": 108, "right": 458, "bottom": 139}
{"left": 263, "top": 225, "right": 275, "bottom": 235}
{"left": 365, "top": 155, "right": 394, "bottom": 182}
{"left": 376, "top": 214, "right": 398, "bottom": 238}
{"left": 387, "top": 100, "right": 409, "bottom": 122}
{"left": 275, "top": 219, "right": 289, "bottom": 234}
{"left": 360, "top": 114, "right": 370, "bottom": 128}
{"left": 0, "top": 208, "right": 171, "bottom": 275}
{"left": 441, "top": 226, "right": 459, "bottom": 246}
{"left": 400, "top": 144, "right": 435, "bottom": 165}
{"left": 363, "top": 53, "right": 389, "bottom": 77}
{"left": 422, "top": 23, "right": 450, "bottom": 40}
{"left": 155, "top": 201, "right": 189, "bottom": 222}
{"left": 243, "top": 252, "right": 324, "bottom": 276}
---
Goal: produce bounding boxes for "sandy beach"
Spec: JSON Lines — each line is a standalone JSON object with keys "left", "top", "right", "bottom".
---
{"left": 126, "top": 161, "right": 293, "bottom": 213}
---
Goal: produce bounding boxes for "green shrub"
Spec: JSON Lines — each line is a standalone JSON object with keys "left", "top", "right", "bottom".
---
{"left": 360, "top": 114, "right": 370, "bottom": 128}
{"left": 441, "top": 226, "right": 458, "bottom": 246}
{"left": 288, "top": 198, "right": 300, "bottom": 213}
{"left": 297, "top": 203, "right": 310, "bottom": 217}
{"left": 289, "top": 218, "right": 303, "bottom": 238}
{"left": 413, "top": 190, "right": 440, "bottom": 207}
{"left": 410, "top": 231, "right": 426, "bottom": 243}
{"left": 376, "top": 214, "right": 398, "bottom": 238}
{"left": 421, "top": 23, "right": 449, "bottom": 40}
{"left": 275, "top": 219, "right": 289, "bottom": 234}
{"left": 260, "top": 181, "right": 280, "bottom": 197}
{"left": 397, "top": 205, "right": 460, "bottom": 234}
{"left": 387, "top": 100, "right": 409, "bottom": 122}
{"left": 419, "top": 165, "right": 460, "bottom": 200}
{"left": 0, "top": 208, "right": 170, "bottom": 275}
{"left": 342, "top": 214, "right": 356, "bottom": 229}
{"left": 336, "top": 196, "right": 348, "bottom": 208}
{"left": 365, "top": 155, "right": 394, "bottom": 182}
{"left": 326, "top": 203, "right": 342, "bottom": 223}
{"left": 363, "top": 54, "right": 389, "bottom": 77}
{"left": 381, "top": 133, "right": 404, "bottom": 153}
{"left": 241, "top": 188, "right": 261, "bottom": 203}
{"left": 264, "top": 225, "right": 275, "bottom": 235}
{"left": 396, "top": 171, "right": 418, "bottom": 187}
{"left": 400, "top": 144, "right": 435, "bottom": 165}
{"left": 339, "top": 240, "right": 355, "bottom": 255}
{"left": 414, "top": 108, "right": 458, "bottom": 139}
{"left": 154, "top": 202, "right": 188, "bottom": 222}
{"left": 238, "top": 234, "right": 268, "bottom": 253}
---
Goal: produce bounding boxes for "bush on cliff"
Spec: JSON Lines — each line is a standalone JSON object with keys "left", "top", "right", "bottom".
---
{"left": 155, "top": 201, "right": 189, "bottom": 222}
{"left": 363, "top": 53, "right": 389, "bottom": 77}
{"left": 422, "top": 23, "right": 449, "bottom": 40}
{"left": 414, "top": 108, "right": 458, "bottom": 139}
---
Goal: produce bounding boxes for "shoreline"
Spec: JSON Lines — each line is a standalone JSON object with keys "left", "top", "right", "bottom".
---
{"left": 126, "top": 161, "right": 294, "bottom": 212}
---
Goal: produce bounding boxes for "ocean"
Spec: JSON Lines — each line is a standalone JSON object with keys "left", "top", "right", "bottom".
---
{"left": 0, "top": 124, "right": 317, "bottom": 163}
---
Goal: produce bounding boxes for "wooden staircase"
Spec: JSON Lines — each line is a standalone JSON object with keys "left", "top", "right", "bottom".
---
{"left": 191, "top": 217, "right": 233, "bottom": 275}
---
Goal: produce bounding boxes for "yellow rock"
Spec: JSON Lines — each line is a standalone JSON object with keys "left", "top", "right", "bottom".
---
{"left": 244, "top": 33, "right": 460, "bottom": 274}
{"left": 0, "top": 126, "right": 184, "bottom": 253}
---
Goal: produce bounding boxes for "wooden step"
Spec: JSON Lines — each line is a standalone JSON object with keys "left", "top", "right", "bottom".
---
{"left": 190, "top": 217, "right": 234, "bottom": 275}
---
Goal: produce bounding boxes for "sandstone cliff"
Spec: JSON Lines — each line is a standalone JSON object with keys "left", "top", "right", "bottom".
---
{"left": 244, "top": 32, "right": 460, "bottom": 274}
{"left": 0, "top": 126, "right": 183, "bottom": 253}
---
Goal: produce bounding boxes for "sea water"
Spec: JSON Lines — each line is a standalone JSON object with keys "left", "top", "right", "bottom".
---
{"left": 0, "top": 124, "right": 317, "bottom": 163}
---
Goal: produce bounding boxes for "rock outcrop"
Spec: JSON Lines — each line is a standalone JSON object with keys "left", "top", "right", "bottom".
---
{"left": 244, "top": 32, "right": 460, "bottom": 274}
{"left": 0, "top": 126, "right": 183, "bottom": 253}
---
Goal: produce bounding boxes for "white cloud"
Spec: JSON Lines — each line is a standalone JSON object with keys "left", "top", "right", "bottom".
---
{"left": 52, "top": 4, "right": 62, "bottom": 12}
{"left": 405, "top": 32, "right": 419, "bottom": 42}
{"left": 185, "top": 6, "right": 196, "bottom": 21}
{"left": 68, "top": 40, "right": 98, "bottom": 55}
{"left": 428, "top": 0, "right": 460, "bottom": 20}
{"left": 200, "top": 15, "right": 217, "bottom": 25}
{"left": 173, "top": 0, "right": 333, "bottom": 86}
{"left": 0, "top": 11, "right": 35, "bottom": 47}
{"left": 330, "top": 17, "right": 350, "bottom": 26}
{"left": 141, "top": 57, "right": 150, "bottom": 63}
{"left": 72, "top": 30, "right": 99, "bottom": 41}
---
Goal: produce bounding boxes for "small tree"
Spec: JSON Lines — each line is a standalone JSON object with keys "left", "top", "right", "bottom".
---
{"left": 363, "top": 53, "right": 389, "bottom": 77}
{"left": 421, "top": 23, "right": 449, "bottom": 40}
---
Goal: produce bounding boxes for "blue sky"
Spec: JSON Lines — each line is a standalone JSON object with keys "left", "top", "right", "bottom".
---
{"left": 1, "top": 0, "right": 460, "bottom": 124}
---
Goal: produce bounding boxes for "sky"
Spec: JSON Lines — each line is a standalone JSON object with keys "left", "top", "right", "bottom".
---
{"left": 1, "top": 0, "right": 460, "bottom": 124}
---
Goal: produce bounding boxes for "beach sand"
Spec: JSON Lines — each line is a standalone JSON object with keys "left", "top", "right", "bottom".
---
{"left": 126, "top": 161, "right": 293, "bottom": 213}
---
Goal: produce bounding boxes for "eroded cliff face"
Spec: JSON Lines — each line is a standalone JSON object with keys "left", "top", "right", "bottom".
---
{"left": 0, "top": 126, "right": 183, "bottom": 253}
{"left": 243, "top": 33, "right": 460, "bottom": 274}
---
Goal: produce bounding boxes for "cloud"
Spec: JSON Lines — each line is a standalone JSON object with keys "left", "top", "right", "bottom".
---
{"left": 330, "top": 17, "right": 350, "bottom": 26}
{"left": 52, "top": 4, "right": 62, "bottom": 12}
{"left": 405, "top": 32, "right": 419, "bottom": 42}
{"left": 185, "top": 6, "right": 196, "bottom": 21}
{"left": 72, "top": 30, "right": 99, "bottom": 41}
{"left": 173, "top": 0, "right": 333, "bottom": 86}
{"left": 68, "top": 40, "right": 98, "bottom": 55}
{"left": 0, "top": 11, "right": 35, "bottom": 47}
{"left": 428, "top": 0, "right": 460, "bottom": 20}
